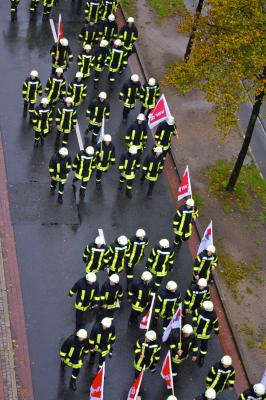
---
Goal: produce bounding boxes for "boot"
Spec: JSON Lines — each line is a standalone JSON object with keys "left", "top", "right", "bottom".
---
{"left": 94, "top": 81, "right": 98, "bottom": 89}
{"left": 118, "top": 182, "right": 123, "bottom": 191}
{"left": 40, "top": 137, "right": 44, "bottom": 146}
{"left": 69, "top": 379, "right": 77, "bottom": 391}
{"left": 126, "top": 188, "right": 132, "bottom": 199}
{"left": 198, "top": 354, "right": 205, "bottom": 367}
{"left": 96, "top": 181, "right": 101, "bottom": 190}
{"left": 34, "top": 141, "right": 39, "bottom": 148}
{"left": 58, "top": 195, "right": 63, "bottom": 204}
{"left": 79, "top": 189, "right": 85, "bottom": 199}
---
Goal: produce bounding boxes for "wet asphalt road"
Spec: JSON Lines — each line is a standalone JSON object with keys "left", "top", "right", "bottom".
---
{"left": 0, "top": 1, "right": 237, "bottom": 399}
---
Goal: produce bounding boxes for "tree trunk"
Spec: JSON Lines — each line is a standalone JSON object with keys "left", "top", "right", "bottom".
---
{"left": 226, "top": 89, "right": 265, "bottom": 192}
{"left": 184, "top": 0, "right": 205, "bottom": 61}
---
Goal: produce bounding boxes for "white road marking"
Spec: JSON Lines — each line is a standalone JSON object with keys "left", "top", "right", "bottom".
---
{"left": 49, "top": 18, "right": 84, "bottom": 150}
{"left": 98, "top": 228, "right": 106, "bottom": 244}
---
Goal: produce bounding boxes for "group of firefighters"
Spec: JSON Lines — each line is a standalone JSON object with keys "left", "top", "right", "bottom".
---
{"left": 18, "top": 1, "right": 265, "bottom": 399}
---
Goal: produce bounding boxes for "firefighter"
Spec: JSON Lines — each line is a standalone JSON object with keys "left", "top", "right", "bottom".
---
{"left": 83, "top": 236, "right": 107, "bottom": 273}
{"left": 140, "top": 77, "right": 161, "bottom": 115}
{"left": 118, "top": 145, "right": 141, "bottom": 199}
{"left": 29, "top": 0, "right": 40, "bottom": 20}
{"left": 141, "top": 146, "right": 164, "bottom": 199}
{"left": 154, "top": 115, "right": 177, "bottom": 157}
{"left": 100, "top": 0, "right": 118, "bottom": 21}
{"left": 192, "top": 300, "right": 219, "bottom": 366}
{"left": 77, "top": 45, "right": 94, "bottom": 80}
{"left": 119, "top": 17, "right": 138, "bottom": 57}
{"left": 22, "top": 70, "right": 42, "bottom": 119}
{"left": 86, "top": 91, "right": 110, "bottom": 144}
{"left": 89, "top": 317, "right": 116, "bottom": 368}
{"left": 154, "top": 281, "right": 181, "bottom": 330}
{"left": 95, "top": 134, "right": 116, "bottom": 189}
{"left": 173, "top": 198, "right": 199, "bottom": 250}
{"left": 10, "top": 0, "right": 20, "bottom": 21}
{"left": 60, "top": 329, "right": 89, "bottom": 391}
{"left": 72, "top": 146, "right": 96, "bottom": 198}
{"left": 104, "top": 235, "right": 128, "bottom": 275}
{"left": 49, "top": 147, "right": 71, "bottom": 204}
{"left": 84, "top": 0, "right": 101, "bottom": 23}
{"left": 184, "top": 278, "right": 210, "bottom": 315}
{"left": 170, "top": 324, "right": 198, "bottom": 378}
{"left": 125, "top": 113, "right": 147, "bottom": 153}
{"left": 42, "top": 0, "right": 55, "bottom": 21}
{"left": 99, "top": 13, "right": 118, "bottom": 43}
{"left": 56, "top": 97, "right": 77, "bottom": 146}
{"left": 100, "top": 274, "right": 123, "bottom": 317}
{"left": 79, "top": 20, "right": 99, "bottom": 47}
{"left": 239, "top": 383, "right": 266, "bottom": 400}
{"left": 92, "top": 39, "right": 110, "bottom": 89}
{"left": 50, "top": 38, "right": 73, "bottom": 74}
{"left": 146, "top": 239, "right": 175, "bottom": 288}
{"left": 45, "top": 67, "right": 67, "bottom": 108}
{"left": 128, "top": 271, "right": 154, "bottom": 325}
{"left": 32, "top": 97, "right": 52, "bottom": 148}
{"left": 67, "top": 72, "right": 87, "bottom": 108}
{"left": 192, "top": 245, "right": 217, "bottom": 284}
{"left": 206, "top": 355, "right": 235, "bottom": 394}
{"left": 120, "top": 74, "right": 141, "bottom": 122}
{"left": 107, "top": 39, "right": 128, "bottom": 89}
{"left": 126, "top": 229, "right": 149, "bottom": 290}
{"left": 69, "top": 272, "right": 100, "bottom": 330}
{"left": 194, "top": 388, "right": 217, "bottom": 400}
{"left": 133, "top": 330, "right": 161, "bottom": 378}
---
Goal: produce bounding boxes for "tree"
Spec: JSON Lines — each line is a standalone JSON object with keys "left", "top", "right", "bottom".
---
{"left": 166, "top": 0, "right": 266, "bottom": 190}
{"left": 184, "top": 0, "right": 205, "bottom": 61}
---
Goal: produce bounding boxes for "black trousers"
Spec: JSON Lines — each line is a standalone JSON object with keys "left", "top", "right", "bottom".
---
{"left": 198, "top": 338, "right": 209, "bottom": 355}
{"left": 75, "top": 309, "right": 85, "bottom": 330}
{"left": 122, "top": 106, "right": 132, "bottom": 120}
{"left": 119, "top": 175, "right": 135, "bottom": 191}
{"left": 50, "top": 179, "right": 65, "bottom": 197}
{"left": 34, "top": 129, "right": 48, "bottom": 142}
{"left": 141, "top": 174, "right": 156, "bottom": 195}
{"left": 153, "top": 275, "right": 164, "bottom": 288}
{"left": 73, "top": 177, "right": 88, "bottom": 193}
{"left": 89, "top": 351, "right": 106, "bottom": 369}
{"left": 129, "top": 308, "right": 141, "bottom": 324}
{"left": 70, "top": 367, "right": 81, "bottom": 382}
{"left": 140, "top": 105, "right": 152, "bottom": 116}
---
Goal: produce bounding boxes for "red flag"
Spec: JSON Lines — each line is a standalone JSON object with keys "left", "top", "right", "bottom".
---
{"left": 139, "top": 294, "right": 155, "bottom": 330}
{"left": 148, "top": 94, "right": 171, "bottom": 129}
{"left": 127, "top": 368, "right": 145, "bottom": 400}
{"left": 90, "top": 363, "right": 105, "bottom": 400}
{"left": 57, "top": 14, "right": 63, "bottom": 41}
{"left": 177, "top": 165, "right": 192, "bottom": 201}
{"left": 161, "top": 350, "right": 174, "bottom": 390}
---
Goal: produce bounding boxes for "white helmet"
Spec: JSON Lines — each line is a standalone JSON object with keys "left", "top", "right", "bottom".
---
{"left": 99, "top": 91, "right": 107, "bottom": 99}
{"left": 186, "top": 198, "right": 194, "bottom": 207}
{"left": 95, "top": 236, "right": 104, "bottom": 245}
{"left": 100, "top": 39, "right": 109, "bottom": 48}
{"left": 203, "top": 300, "right": 214, "bottom": 312}
{"left": 141, "top": 271, "right": 153, "bottom": 281}
{"left": 76, "top": 71, "right": 83, "bottom": 79}
{"left": 148, "top": 77, "right": 156, "bottom": 86}
{"left": 207, "top": 244, "right": 216, "bottom": 253}
{"left": 84, "top": 44, "right": 91, "bottom": 51}
{"left": 166, "top": 281, "right": 177, "bottom": 291}
{"left": 108, "top": 14, "right": 115, "bottom": 22}
{"left": 117, "top": 235, "right": 128, "bottom": 246}
{"left": 65, "top": 97, "right": 73, "bottom": 104}
{"left": 55, "top": 67, "right": 63, "bottom": 74}
{"left": 166, "top": 397, "right": 177, "bottom": 400}
{"left": 198, "top": 278, "right": 207, "bottom": 287}
{"left": 254, "top": 383, "right": 266, "bottom": 396}
{"left": 221, "top": 355, "right": 232, "bottom": 366}
{"left": 167, "top": 115, "right": 175, "bottom": 125}
{"left": 154, "top": 146, "right": 163, "bottom": 154}
{"left": 114, "top": 39, "right": 122, "bottom": 47}
{"left": 137, "top": 113, "right": 145, "bottom": 121}
{"left": 205, "top": 388, "right": 216, "bottom": 399}
{"left": 85, "top": 146, "right": 95, "bottom": 155}
{"left": 127, "top": 17, "right": 134, "bottom": 23}
{"left": 60, "top": 38, "right": 68, "bottom": 47}
{"left": 145, "top": 330, "right": 157, "bottom": 341}
{"left": 30, "top": 70, "right": 38, "bottom": 77}
{"left": 101, "top": 317, "right": 112, "bottom": 328}
{"left": 136, "top": 229, "right": 146, "bottom": 238}
{"left": 59, "top": 147, "right": 68, "bottom": 157}
{"left": 131, "top": 74, "right": 139, "bottom": 82}
{"left": 103, "top": 134, "right": 112, "bottom": 142}
{"left": 41, "top": 97, "right": 49, "bottom": 105}
{"left": 159, "top": 238, "right": 169, "bottom": 248}
{"left": 129, "top": 145, "right": 138, "bottom": 155}
{"left": 76, "top": 329, "right": 87, "bottom": 339}
{"left": 109, "top": 274, "right": 119, "bottom": 284}
{"left": 86, "top": 272, "right": 97, "bottom": 283}
{"left": 182, "top": 324, "right": 193, "bottom": 334}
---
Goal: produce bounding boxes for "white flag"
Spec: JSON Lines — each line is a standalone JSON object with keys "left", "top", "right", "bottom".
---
{"left": 162, "top": 304, "right": 182, "bottom": 343}
{"left": 97, "top": 118, "right": 105, "bottom": 144}
{"left": 197, "top": 221, "right": 213, "bottom": 255}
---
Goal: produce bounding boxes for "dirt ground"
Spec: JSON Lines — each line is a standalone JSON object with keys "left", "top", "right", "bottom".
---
{"left": 132, "top": 0, "right": 266, "bottom": 382}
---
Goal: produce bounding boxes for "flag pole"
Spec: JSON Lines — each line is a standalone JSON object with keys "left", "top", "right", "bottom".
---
{"left": 146, "top": 294, "right": 155, "bottom": 331}
{"left": 168, "top": 350, "right": 175, "bottom": 396}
